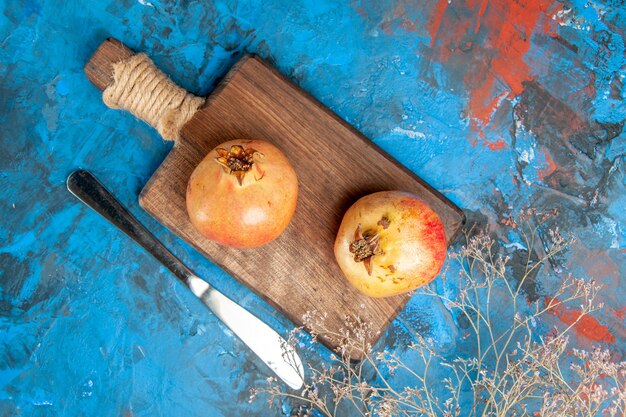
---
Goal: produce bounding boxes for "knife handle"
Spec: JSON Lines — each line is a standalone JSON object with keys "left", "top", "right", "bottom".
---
{"left": 66, "top": 170, "right": 195, "bottom": 286}
{"left": 67, "top": 169, "right": 304, "bottom": 389}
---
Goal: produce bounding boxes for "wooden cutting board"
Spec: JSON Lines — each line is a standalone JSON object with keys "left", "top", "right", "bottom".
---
{"left": 85, "top": 38, "right": 465, "bottom": 359}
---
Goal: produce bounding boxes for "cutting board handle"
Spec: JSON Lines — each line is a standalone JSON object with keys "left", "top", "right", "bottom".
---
{"left": 84, "top": 38, "right": 204, "bottom": 141}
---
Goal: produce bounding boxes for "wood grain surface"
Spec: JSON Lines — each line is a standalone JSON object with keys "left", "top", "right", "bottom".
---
{"left": 85, "top": 38, "right": 465, "bottom": 359}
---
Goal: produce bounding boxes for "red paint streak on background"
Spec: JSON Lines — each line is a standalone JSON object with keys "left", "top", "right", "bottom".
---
{"left": 486, "top": 138, "right": 507, "bottom": 151}
{"left": 537, "top": 147, "right": 558, "bottom": 180}
{"left": 427, "top": 0, "right": 449, "bottom": 47}
{"left": 615, "top": 307, "right": 626, "bottom": 320}
{"left": 546, "top": 296, "right": 616, "bottom": 344}
{"left": 393, "top": 4, "right": 418, "bottom": 32}
{"left": 427, "top": 0, "right": 563, "bottom": 129}
{"left": 351, "top": 0, "right": 367, "bottom": 18}
{"left": 380, "top": 20, "right": 393, "bottom": 35}
{"left": 474, "top": 0, "right": 489, "bottom": 34}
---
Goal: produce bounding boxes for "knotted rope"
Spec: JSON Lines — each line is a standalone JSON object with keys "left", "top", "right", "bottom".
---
{"left": 102, "top": 53, "right": 204, "bottom": 141}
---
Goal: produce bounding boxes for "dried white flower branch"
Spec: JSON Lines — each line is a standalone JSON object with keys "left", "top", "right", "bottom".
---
{"left": 251, "top": 209, "right": 626, "bottom": 417}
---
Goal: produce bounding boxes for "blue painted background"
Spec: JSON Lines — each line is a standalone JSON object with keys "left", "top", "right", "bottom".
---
{"left": 1, "top": 0, "right": 624, "bottom": 415}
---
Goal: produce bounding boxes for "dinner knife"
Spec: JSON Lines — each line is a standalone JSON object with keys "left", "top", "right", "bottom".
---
{"left": 67, "top": 169, "right": 304, "bottom": 389}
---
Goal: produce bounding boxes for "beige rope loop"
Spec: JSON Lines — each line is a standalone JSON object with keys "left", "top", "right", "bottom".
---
{"left": 102, "top": 53, "right": 205, "bottom": 141}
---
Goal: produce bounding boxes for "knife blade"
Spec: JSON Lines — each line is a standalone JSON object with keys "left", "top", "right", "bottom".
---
{"left": 67, "top": 169, "right": 304, "bottom": 390}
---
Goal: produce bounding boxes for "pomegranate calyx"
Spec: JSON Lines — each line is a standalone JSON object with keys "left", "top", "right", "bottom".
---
{"left": 215, "top": 145, "right": 260, "bottom": 186}
{"left": 349, "top": 224, "right": 383, "bottom": 275}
